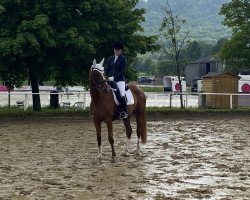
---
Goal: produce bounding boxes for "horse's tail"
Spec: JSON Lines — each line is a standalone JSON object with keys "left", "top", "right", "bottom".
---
{"left": 140, "top": 106, "right": 147, "bottom": 144}
{"left": 137, "top": 89, "right": 147, "bottom": 144}
{"left": 130, "top": 83, "right": 147, "bottom": 143}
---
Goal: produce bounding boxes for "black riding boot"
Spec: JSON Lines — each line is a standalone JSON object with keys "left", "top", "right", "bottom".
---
{"left": 119, "top": 96, "right": 128, "bottom": 119}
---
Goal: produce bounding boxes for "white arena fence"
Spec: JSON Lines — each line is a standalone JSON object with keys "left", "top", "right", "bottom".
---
{"left": 0, "top": 91, "right": 249, "bottom": 110}
{"left": 168, "top": 92, "right": 250, "bottom": 109}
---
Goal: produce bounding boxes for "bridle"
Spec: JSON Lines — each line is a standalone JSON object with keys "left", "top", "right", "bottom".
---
{"left": 91, "top": 79, "right": 108, "bottom": 90}
{"left": 91, "top": 67, "right": 110, "bottom": 91}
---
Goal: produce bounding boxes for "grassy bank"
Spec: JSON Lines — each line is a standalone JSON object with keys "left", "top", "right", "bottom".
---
{"left": 139, "top": 85, "right": 192, "bottom": 93}
{"left": 0, "top": 106, "right": 250, "bottom": 119}
{"left": 146, "top": 107, "right": 250, "bottom": 118}
{"left": 0, "top": 107, "right": 90, "bottom": 118}
{"left": 140, "top": 86, "right": 163, "bottom": 93}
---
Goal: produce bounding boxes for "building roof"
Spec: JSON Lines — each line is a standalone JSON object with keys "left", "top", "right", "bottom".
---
{"left": 202, "top": 71, "right": 240, "bottom": 79}
{"left": 189, "top": 56, "right": 221, "bottom": 64}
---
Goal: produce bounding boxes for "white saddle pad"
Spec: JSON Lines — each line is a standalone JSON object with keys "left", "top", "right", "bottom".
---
{"left": 112, "top": 89, "right": 134, "bottom": 105}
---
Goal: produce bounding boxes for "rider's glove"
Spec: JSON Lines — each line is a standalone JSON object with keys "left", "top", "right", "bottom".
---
{"left": 108, "top": 76, "right": 114, "bottom": 81}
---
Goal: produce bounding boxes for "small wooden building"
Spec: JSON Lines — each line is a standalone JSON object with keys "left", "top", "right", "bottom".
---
{"left": 201, "top": 72, "right": 240, "bottom": 109}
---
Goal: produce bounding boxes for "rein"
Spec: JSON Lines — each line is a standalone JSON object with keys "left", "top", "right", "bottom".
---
{"left": 91, "top": 80, "right": 108, "bottom": 90}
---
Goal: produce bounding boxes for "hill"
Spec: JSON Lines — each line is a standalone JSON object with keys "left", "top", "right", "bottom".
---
{"left": 138, "top": 0, "right": 232, "bottom": 44}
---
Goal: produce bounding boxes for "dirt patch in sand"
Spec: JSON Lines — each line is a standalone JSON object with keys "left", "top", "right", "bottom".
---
{"left": 0, "top": 116, "right": 249, "bottom": 199}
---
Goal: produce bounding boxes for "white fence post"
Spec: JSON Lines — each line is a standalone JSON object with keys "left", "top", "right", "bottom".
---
{"left": 83, "top": 92, "right": 87, "bottom": 110}
{"left": 169, "top": 93, "right": 172, "bottom": 108}
{"left": 186, "top": 92, "right": 188, "bottom": 108}
{"left": 230, "top": 94, "right": 233, "bottom": 109}
{"left": 24, "top": 94, "right": 28, "bottom": 110}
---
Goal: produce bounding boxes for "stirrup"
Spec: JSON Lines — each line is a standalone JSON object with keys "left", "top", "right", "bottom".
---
{"left": 120, "top": 111, "right": 128, "bottom": 119}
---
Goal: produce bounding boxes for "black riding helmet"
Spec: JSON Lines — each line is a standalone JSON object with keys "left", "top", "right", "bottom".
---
{"left": 113, "top": 41, "right": 124, "bottom": 50}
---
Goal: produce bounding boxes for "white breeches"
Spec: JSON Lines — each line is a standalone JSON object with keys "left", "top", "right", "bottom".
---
{"left": 116, "top": 81, "right": 125, "bottom": 97}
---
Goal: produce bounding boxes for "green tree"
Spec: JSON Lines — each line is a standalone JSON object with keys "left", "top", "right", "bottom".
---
{"left": 211, "top": 38, "right": 228, "bottom": 59}
{"left": 0, "top": 0, "right": 158, "bottom": 111}
{"left": 219, "top": 0, "right": 250, "bottom": 71}
{"left": 159, "top": 0, "right": 190, "bottom": 108}
{"left": 0, "top": 0, "right": 98, "bottom": 111}
{"left": 186, "top": 41, "right": 202, "bottom": 62}
{"left": 132, "top": 56, "right": 145, "bottom": 72}
{"left": 213, "top": 38, "right": 228, "bottom": 53}
{"left": 157, "top": 60, "right": 174, "bottom": 76}
{"left": 144, "top": 57, "right": 153, "bottom": 75}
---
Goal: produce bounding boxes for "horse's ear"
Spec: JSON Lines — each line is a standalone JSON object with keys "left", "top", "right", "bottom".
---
{"left": 93, "top": 59, "right": 96, "bottom": 67}
{"left": 99, "top": 58, "right": 104, "bottom": 66}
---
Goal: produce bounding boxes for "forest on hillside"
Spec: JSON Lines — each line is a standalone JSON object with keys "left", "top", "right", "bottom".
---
{"left": 138, "top": 0, "right": 231, "bottom": 44}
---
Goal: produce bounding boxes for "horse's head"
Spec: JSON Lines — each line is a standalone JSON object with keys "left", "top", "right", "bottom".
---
{"left": 90, "top": 59, "right": 110, "bottom": 93}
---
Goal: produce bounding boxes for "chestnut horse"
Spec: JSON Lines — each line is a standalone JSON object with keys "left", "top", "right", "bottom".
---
{"left": 89, "top": 59, "right": 147, "bottom": 160}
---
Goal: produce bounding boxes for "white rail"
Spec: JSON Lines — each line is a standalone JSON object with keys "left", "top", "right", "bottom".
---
{"left": 0, "top": 91, "right": 89, "bottom": 110}
{"left": 0, "top": 91, "right": 249, "bottom": 110}
{"left": 169, "top": 92, "right": 250, "bottom": 109}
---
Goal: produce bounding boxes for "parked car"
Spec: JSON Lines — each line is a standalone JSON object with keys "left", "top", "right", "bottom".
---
{"left": 138, "top": 76, "right": 155, "bottom": 84}
{"left": 191, "top": 78, "right": 202, "bottom": 92}
{"left": 191, "top": 82, "right": 198, "bottom": 92}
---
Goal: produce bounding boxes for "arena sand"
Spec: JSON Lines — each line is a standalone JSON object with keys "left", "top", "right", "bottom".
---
{"left": 0, "top": 116, "right": 249, "bottom": 200}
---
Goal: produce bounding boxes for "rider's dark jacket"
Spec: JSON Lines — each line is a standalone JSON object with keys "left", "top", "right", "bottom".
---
{"left": 105, "top": 55, "right": 127, "bottom": 82}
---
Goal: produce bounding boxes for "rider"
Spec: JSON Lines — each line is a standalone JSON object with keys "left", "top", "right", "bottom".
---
{"left": 105, "top": 41, "right": 128, "bottom": 119}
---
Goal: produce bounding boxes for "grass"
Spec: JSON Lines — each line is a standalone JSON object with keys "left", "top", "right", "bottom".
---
{"left": 0, "top": 106, "right": 90, "bottom": 118}
{"left": 0, "top": 106, "right": 249, "bottom": 119}
{"left": 140, "top": 86, "right": 163, "bottom": 93}
{"left": 139, "top": 85, "right": 192, "bottom": 93}
{"left": 146, "top": 106, "right": 250, "bottom": 113}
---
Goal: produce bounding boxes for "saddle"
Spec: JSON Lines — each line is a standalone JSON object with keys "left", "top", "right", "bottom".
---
{"left": 107, "top": 81, "right": 134, "bottom": 120}
{"left": 108, "top": 81, "right": 128, "bottom": 96}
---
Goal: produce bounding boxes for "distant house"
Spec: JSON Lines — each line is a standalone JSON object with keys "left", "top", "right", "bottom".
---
{"left": 185, "top": 57, "right": 224, "bottom": 85}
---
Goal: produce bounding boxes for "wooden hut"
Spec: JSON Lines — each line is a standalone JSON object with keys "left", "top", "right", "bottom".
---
{"left": 201, "top": 72, "right": 240, "bottom": 109}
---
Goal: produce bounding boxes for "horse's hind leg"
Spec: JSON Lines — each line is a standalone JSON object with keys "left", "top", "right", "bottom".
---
{"left": 123, "top": 117, "right": 132, "bottom": 153}
{"left": 94, "top": 120, "right": 102, "bottom": 159}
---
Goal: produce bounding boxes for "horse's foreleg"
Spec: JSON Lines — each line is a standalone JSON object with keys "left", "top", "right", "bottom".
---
{"left": 94, "top": 120, "right": 102, "bottom": 159}
{"left": 106, "top": 120, "right": 116, "bottom": 160}
{"left": 123, "top": 117, "right": 132, "bottom": 153}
